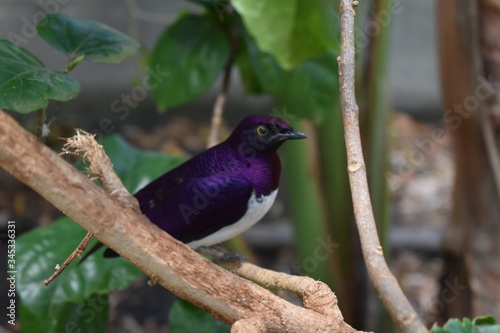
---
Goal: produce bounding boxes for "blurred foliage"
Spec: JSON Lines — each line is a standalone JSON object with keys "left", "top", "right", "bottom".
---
{"left": 232, "top": 0, "right": 339, "bottom": 69}
{"left": 18, "top": 217, "right": 136, "bottom": 333}
{"left": 431, "top": 316, "right": 500, "bottom": 333}
{"left": 0, "top": 40, "right": 80, "bottom": 113}
{"left": 0, "top": 13, "right": 138, "bottom": 114}
{"left": 169, "top": 299, "right": 230, "bottom": 333}
{"left": 37, "top": 13, "right": 139, "bottom": 64}
{"left": 148, "top": 14, "right": 230, "bottom": 111}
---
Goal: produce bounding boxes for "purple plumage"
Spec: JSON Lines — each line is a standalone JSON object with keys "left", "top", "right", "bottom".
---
{"left": 81, "top": 115, "right": 307, "bottom": 260}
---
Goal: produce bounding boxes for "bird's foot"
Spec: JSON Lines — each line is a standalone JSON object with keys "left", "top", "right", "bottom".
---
{"left": 214, "top": 253, "right": 246, "bottom": 268}
{"left": 197, "top": 246, "right": 246, "bottom": 268}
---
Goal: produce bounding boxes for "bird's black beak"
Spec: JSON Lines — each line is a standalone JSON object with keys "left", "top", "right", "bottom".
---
{"left": 271, "top": 128, "right": 308, "bottom": 142}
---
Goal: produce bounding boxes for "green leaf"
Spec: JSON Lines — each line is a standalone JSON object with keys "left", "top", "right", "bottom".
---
{"left": 17, "top": 217, "right": 139, "bottom": 333}
{"left": 232, "top": 0, "right": 339, "bottom": 70}
{"left": 0, "top": 39, "right": 80, "bottom": 113}
{"left": 169, "top": 299, "right": 230, "bottom": 333}
{"left": 235, "top": 40, "right": 264, "bottom": 94}
{"left": 474, "top": 316, "right": 497, "bottom": 326}
{"left": 148, "top": 14, "right": 230, "bottom": 111}
{"left": 432, "top": 317, "right": 500, "bottom": 333}
{"left": 37, "top": 13, "right": 140, "bottom": 64}
{"left": 99, "top": 135, "right": 186, "bottom": 193}
{"left": 240, "top": 26, "right": 338, "bottom": 122}
{"left": 17, "top": 135, "right": 186, "bottom": 332}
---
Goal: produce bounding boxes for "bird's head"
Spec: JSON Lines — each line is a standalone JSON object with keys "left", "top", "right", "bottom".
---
{"left": 226, "top": 115, "right": 307, "bottom": 158}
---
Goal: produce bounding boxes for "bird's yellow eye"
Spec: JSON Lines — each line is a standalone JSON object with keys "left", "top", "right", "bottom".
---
{"left": 257, "top": 125, "right": 268, "bottom": 136}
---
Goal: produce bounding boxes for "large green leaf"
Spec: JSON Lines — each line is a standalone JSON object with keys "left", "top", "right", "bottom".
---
{"left": 232, "top": 0, "right": 339, "bottom": 70}
{"left": 169, "top": 299, "right": 230, "bottom": 333}
{"left": 18, "top": 135, "right": 186, "bottom": 332}
{"left": 148, "top": 14, "right": 230, "bottom": 111}
{"left": 239, "top": 26, "right": 338, "bottom": 122}
{"left": 37, "top": 13, "right": 139, "bottom": 64}
{"left": 0, "top": 40, "right": 80, "bottom": 113}
{"left": 17, "top": 217, "right": 139, "bottom": 333}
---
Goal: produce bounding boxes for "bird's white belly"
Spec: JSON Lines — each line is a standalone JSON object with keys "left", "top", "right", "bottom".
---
{"left": 187, "top": 189, "right": 278, "bottom": 249}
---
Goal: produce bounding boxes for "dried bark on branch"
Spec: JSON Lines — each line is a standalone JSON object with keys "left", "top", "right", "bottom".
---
{"left": 0, "top": 110, "right": 363, "bottom": 333}
{"left": 337, "top": 1, "right": 427, "bottom": 332}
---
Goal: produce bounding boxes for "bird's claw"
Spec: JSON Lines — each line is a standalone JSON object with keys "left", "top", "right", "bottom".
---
{"left": 197, "top": 246, "right": 246, "bottom": 268}
{"left": 213, "top": 253, "right": 246, "bottom": 268}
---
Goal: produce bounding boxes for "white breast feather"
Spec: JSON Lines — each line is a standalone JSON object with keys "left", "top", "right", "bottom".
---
{"left": 187, "top": 189, "right": 278, "bottom": 249}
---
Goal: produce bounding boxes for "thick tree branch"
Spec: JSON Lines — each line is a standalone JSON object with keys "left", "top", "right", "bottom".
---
{"left": 337, "top": 1, "right": 427, "bottom": 332}
{"left": 0, "top": 110, "right": 363, "bottom": 333}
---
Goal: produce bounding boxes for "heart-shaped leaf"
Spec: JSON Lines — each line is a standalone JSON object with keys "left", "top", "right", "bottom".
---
{"left": 148, "top": 14, "right": 230, "bottom": 111}
{"left": 232, "top": 0, "right": 339, "bottom": 70}
{"left": 37, "top": 13, "right": 140, "bottom": 64}
{"left": 239, "top": 25, "right": 339, "bottom": 122}
{"left": 0, "top": 40, "right": 80, "bottom": 113}
{"left": 17, "top": 217, "right": 140, "bottom": 333}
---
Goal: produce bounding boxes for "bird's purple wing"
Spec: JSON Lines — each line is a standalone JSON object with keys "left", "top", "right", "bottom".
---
{"left": 134, "top": 169, "right": 254, "bottom": 244}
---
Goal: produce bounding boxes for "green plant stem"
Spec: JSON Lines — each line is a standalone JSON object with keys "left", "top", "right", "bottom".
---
{"left": 282, "top": 119, "right": 333, "bottom": 286}
{"left": 363, "top": 0, "right": 392, "bottom": 251}
{"left": 317, "top": 101, "right": 354, "bottom": 318}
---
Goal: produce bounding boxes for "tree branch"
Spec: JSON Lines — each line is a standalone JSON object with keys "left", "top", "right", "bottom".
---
{"left": 337, "top": 1, "right": 427, "bottom": 332}
{"left": 0, "top": 110, "right": 364, "bottom": 333}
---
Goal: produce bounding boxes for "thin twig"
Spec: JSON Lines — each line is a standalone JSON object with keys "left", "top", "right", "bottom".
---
{"left": 207, "top": 32, "right": 236, "bottom": 148}
{"left": 42, "top": 232, "right": 94, "bottom": 286}
{"left": 41, "top": 129, "right": 142, "bottom": 286}
{"left": 207, "top": 63, "right": 232, "bottom": 148}
{"left": 337, "top": 1, "right": 427, "bottom": 332}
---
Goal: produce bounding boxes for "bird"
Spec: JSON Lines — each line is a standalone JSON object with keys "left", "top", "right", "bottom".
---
{"left": 80, "top": 115, "right": 307, "bottom": 261}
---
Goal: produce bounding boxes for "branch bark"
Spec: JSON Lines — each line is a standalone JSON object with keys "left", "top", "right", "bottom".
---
{"left": 337, "top": 1, "right": 427, "bottom": 332}
{"left": 0, "top": 110, "right": 363, "bottom": 333}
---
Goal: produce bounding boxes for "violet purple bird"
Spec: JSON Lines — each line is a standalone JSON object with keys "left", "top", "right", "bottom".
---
{"left": 82, "top": 115, "right": 307, "bottom": 260}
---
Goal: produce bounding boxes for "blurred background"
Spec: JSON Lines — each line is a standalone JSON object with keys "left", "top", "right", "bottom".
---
{"left": 1, "top": 0, "right": 499, "bottom": 332}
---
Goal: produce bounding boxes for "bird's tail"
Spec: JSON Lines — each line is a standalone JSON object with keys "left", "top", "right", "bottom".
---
{"left": 78, "top": 241, "right": 120, "bottom": 265}
{"left": 78, "top": 241, "right": 104, "bottom": 265}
